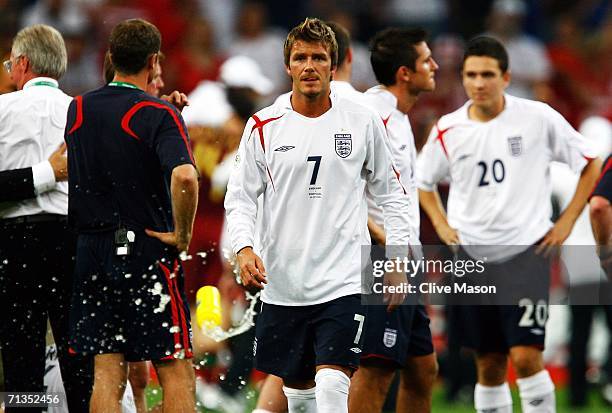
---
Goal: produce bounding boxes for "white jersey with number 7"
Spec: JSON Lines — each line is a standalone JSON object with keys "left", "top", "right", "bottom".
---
{"left": 225, "top": 90, "right": 412, "bottom": 306}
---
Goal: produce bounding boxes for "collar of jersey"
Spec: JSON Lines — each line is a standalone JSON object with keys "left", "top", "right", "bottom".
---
{"left": 464, "top": 93, "right": 512, "bottom": 124}
{"left": 23, "top": 77, "right": 58, "bottom": 89}
{"left": 331, "top": 80, "right": 356, "bottom": 96}
{"left": 108, "top": 81, "right": 141, "bottom": 90}
{"left": 279, "top": 89, "right": 338, "bottom": 119}
{"left": 365, "top": 85, "right": 398, "bottom": 110}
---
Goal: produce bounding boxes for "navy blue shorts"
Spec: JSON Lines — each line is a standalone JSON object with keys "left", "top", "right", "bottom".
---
{"left": 453, "top": 303, "right": 548, "bottom": 353}
{"left": 69, "top": 230, "right": 193, "bottom": 362}
{"left": 361, "top": 304, "right": 433, "bottom": 367}
{"left": 254, "top": 294, "right": 365, "bottom": 381}
{"left": 453, "top": 246, "right": 550, "bottom": 353}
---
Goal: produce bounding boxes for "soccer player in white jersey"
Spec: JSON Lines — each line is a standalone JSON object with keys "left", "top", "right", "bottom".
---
{"left": 253, "top": 21, "right": 363, "bottom": 413}
{"left": 225, "top": 18, "right": 412, "bottom": 413}
{"left": 417, "top": 36, "right": 601, "bottom": 413}
{"left": 349, "top": 28, "right": 439, "bottom": 413}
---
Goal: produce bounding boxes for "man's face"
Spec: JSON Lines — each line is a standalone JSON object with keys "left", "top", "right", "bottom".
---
{"left": 146, "top": 61, "right": 164, "bottom": 97}
{"left": 408, "top": 41, "right": 438, "bottom": 93}
{"left": 462, "top": 56, "right": 509, "bottom": 111}
{"left": 286, "top": 40, "right": 335, "bottom": 99}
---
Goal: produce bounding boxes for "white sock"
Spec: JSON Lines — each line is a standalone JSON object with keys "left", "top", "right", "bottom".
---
{"left": 282, "top": 386, "right": 317, "bottom": 413}
{"left": 516, "top": 370, "right": 556, "bottom": 412}
{"left": 474, "top": 382, "right": 513, "bottom": 413}
{"left": 252, "top": 410, "right": 275, "bottom": 413}
{"left": 314, "top": 368, "right": 350, "bottom": 413}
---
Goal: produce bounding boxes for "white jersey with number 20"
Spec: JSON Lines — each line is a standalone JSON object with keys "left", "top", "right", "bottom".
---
{"left": 417, "top": 94, "right": 596, "bottom": 258}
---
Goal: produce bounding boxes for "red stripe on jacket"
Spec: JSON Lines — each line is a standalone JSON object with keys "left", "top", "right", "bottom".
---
{"left": 67, "top": 95, "right": 83, "bottom": 135}
{"left": 121, "top": 101, "right": 195, "bottom": 164}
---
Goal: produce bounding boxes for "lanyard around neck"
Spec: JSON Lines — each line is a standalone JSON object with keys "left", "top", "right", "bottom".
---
{"left": 30, "top": 80, "right": 58, "bottom": 88}
{"left": 108, "top": 81, "right": 140, "bottom": 90}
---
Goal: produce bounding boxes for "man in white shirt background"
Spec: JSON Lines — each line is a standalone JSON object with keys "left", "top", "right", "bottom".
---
{"left": 418, "top": 36, "right": 600, "bottom": 413}
{"left": 225, "top": 17, "right": 411, "bottom": 413}
{"left": 0, "top": 24, "right": 92, "bottom": 412}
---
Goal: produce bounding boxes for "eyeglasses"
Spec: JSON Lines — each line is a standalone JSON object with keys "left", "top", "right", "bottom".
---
{"left": 3, "top": 55, "right": 22, "bottom": 73}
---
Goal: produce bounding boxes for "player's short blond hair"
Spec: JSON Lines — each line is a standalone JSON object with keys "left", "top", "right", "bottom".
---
{"left": 283, "top": 18, "right": 338, "bottom": 69}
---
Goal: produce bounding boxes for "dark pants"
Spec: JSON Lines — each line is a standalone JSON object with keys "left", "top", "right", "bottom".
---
{"left": 0, "top": 216, "right": 93, "bottom": 412}
{"left": 568, "top": 304, "right": 612, "bottom": 406}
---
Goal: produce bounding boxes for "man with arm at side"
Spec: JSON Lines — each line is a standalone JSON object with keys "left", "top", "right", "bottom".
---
{"left": 417, "top": 36, "right": 600, "bottom": 413}
{"left": 254, "top": 21, "right": 364, "bottom": 413}
{"left": 66, "top": 19, "right": 198, "bottom": 412}
{"left": 0, "top": 24, "right": 93, "bottom": 412}
{"left": 349, "top": 27, "right": 439, "bottom": 413}
{"left": 225, "top": 18, "right": 411, "bottom": 413}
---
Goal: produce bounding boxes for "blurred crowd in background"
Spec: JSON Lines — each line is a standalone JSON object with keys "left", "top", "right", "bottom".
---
{"left": 0, "top": 0, "right": 611, "bottom": 409}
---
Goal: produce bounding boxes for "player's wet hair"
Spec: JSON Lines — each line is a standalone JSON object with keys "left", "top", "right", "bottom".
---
{"left": 284, "top": 17, "right": 338, "bottom": 69}
{"left": 369, "top": 27, "right": 428, "bottom": 86}
{"left": 326, "top": 21, "right": 350, "bottom": 69}
{"left": 463, "top": 36, "right": 509, "bottom": 73}
{"left": 109, "top": 19, "right": 161, "bottom": 76}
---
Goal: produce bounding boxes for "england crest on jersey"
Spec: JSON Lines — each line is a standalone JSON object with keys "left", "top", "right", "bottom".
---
{"left": 383, "top": 328, "right": 397, "bottom": 348}
{"left": 507, "top": 136, "right": 522, "bottom": 157}
{"left": 335, "top": 134, "right": 352, "bottom": 158}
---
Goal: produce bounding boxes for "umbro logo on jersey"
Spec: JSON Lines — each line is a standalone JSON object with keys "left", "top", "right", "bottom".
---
{"left": 350, "top": 347, "right": 362, "bottom": 354}
{"left": 529, "top": 398, "right": 544, "bottom": 406}
{"left": 335, "top": 134, "right": 352, "bottom": 158}
{"left": 508, "top": 136, "right": 522, "bottom": 157}
{"left": 274, "top": 145, "right": 295, "bottom": 152}
{"left": 530, "top": 328, "right": 544, "bottom": 335}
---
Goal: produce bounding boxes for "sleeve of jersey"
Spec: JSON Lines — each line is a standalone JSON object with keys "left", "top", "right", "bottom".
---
{"left": 416, "top": 124, "right": 450, "bottom": 191}
{"left": 545, "top": 105, "right": 598, "bottom": 173}
{"left": 224, "top": 118, "right": 267, "bottom": 254}
{"left": 155, "top": 108, "right": 195, "bottom": 173}
{"left": 364, "top": 115, "right": 412, "bottom": 258}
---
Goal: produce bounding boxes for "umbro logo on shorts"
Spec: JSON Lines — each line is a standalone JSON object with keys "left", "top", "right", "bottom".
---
{"left": 274, "top": 145, "right": 295, "bottom": 152}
